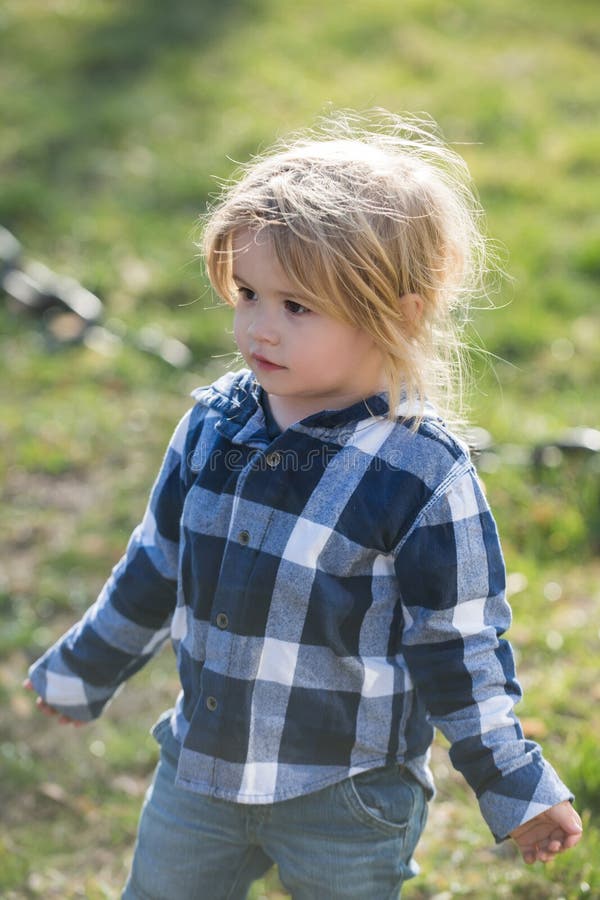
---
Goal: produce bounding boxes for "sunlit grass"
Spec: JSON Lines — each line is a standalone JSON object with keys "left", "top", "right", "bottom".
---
{"left": 1, "top": 0, "right": 598, "bottom": 896}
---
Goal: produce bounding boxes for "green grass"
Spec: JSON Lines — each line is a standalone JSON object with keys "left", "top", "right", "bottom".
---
{"left": 1, "top": 1, "right": 599, "bottom": 897}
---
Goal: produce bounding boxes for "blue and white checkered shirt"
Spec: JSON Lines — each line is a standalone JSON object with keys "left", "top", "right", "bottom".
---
{"left": 29, "top": 369, "right": 572, "bottom": 840}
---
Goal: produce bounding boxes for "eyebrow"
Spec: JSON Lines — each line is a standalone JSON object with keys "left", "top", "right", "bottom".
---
{"left": 231, "top": 273, "right": 303, "bottom": 300}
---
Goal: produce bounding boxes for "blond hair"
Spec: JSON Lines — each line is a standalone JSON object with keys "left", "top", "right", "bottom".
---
{"left": 201, "top": 109, "right": 493, "bottom": 428}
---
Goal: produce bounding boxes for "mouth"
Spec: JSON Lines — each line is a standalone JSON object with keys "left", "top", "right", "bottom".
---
{"left": 251, "top": 353, "right": 286, "bottom": 372}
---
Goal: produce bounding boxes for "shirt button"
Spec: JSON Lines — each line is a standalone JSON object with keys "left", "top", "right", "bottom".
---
{"left": 238, "top": 529, "right": 250, "bottom": 545}
{"left": 265, "top": 451, "right": 281, "bottom": 468}
{"left": 206, "top": 696, "right": 218, "bottom": 712}
{"left": 216, "top": 612, "right": 229, "bottom": 630}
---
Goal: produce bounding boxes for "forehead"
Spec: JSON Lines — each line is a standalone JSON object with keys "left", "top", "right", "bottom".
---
{"left": 231, "top": 227, "right": 293, "bottom": 287}
{"left": 232, "top": 226, "right": 272, "bottom": 256}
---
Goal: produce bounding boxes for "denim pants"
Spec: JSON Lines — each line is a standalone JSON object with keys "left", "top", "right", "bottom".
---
{"left": 122, "top": 716, "right": 428, "bottom": 900}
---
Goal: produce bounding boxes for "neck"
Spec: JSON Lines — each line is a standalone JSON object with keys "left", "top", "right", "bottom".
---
{"left": 266, "top": 387, "right": 385, "bottom": 431}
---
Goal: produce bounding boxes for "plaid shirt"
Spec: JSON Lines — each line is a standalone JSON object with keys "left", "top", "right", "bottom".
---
{"left": 29, "top": 369, "right": 571, "bottom": 840}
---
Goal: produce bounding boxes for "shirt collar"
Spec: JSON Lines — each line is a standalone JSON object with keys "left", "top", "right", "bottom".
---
{"left": 191, "top": 369, "right": 437, "bottom": 446}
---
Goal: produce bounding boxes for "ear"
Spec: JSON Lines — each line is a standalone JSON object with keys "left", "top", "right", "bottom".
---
{"left": 400, "top": 293, "right": 424, "bottom": 327}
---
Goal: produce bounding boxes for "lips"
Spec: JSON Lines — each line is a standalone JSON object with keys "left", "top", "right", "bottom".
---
{"left": 251, "top": 353, "right": 286, "bottom": 371}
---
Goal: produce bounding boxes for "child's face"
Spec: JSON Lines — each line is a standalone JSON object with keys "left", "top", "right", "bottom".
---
{"left": 232, "top": 228, "right": 385, "bottom": 427}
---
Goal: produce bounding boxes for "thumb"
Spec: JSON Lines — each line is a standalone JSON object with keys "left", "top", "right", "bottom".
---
{"left": 551, "top": 801, "right": 583, "bottom": 838}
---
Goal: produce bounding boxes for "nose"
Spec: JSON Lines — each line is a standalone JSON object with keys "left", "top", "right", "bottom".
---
{"left": 247, "top": 305, "right": 279, "bottom": 345}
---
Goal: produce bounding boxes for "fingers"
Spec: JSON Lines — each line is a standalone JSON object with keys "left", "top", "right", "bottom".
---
{"left": 563, "top": 828, "right": 583, "bottom": 850}
{"left": 521, "top": 828, "right": 583, "bottom": 865}
{"left": 38, "top": 697, "right": 85, "bottom": 726}
{"left": 38, "top": 698, "right": 85, "bottom": 726}
{"left": 523, "top": 844, "right": 559, "bottom": 865}
{"left": 512, "top": 801, "right": 583, "bottom": 865}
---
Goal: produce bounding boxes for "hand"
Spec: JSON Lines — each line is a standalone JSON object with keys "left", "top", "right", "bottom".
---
{"left": 510, "top": 800, "right": 583, "bottom": 864}
{"left": 23, "top": 678, "right": 86, "bottom": 727}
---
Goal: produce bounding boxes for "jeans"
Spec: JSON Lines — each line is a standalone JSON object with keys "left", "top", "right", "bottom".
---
{"left": 122, "top": 716, "right": 428, "bottom": 900}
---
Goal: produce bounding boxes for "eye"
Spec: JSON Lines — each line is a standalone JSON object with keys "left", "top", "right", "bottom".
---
{"left": 236, "top": 286, "right": 257, "bottom": 302}
{"left": 284, "top": 299, "right": 311, "bottom": 315}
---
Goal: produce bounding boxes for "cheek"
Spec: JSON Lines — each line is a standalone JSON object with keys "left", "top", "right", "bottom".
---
{"left": 294, "top": 332, "right": 331, "bottom": 366}
{"left": 351, "top": 331, "right": 383, "bottom": 365}
{"left": 331, "top": 329, "right": 378, "bottom": 367}
{"left": 232, "top": 309, "right": 245, "bottom": 348}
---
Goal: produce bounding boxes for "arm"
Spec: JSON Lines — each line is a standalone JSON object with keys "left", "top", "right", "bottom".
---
{"left": 394, "top": 464, "right": 579, "bottom": 850}
{"left": 27, "top": 406, "right": 195, "bottom": 722}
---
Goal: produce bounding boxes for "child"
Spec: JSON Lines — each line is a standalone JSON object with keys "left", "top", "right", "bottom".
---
{"left": 26, "top": 111, "right": 582, "bottom": 899}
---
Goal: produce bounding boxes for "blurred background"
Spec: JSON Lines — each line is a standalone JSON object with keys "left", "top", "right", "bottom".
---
{"left": 1, "top": 1, "right": 598, "bottom": 897}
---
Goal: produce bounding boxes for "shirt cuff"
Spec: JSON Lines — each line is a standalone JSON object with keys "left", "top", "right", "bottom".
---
{"left": 28, "top": 654, "right": 108, "bottom": 722}
{"left": 478, "top": 756, "right": 574, "bottom": 842}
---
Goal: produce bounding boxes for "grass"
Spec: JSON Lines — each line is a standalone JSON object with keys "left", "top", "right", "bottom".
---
{"left": 1, "top": 0, "right": 599, "bottom": 896}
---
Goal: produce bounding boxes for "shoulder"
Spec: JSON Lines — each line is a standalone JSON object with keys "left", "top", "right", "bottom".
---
{"left": 336, "top": 411, "right": 475, "bottom": 551}
{"left": 190, "top": 368, "right": 256, "bottom": 409}
{"left": 383, "top": 420, "right": 495, "bottom": 557}
{"left": 186, "top": 368, "right": 256, "bottom": 428}
{"left": 372, "top": 411, "right": 473, "bottom": 494}
{"left": 174, "top": 369, "right": 259, "bottom": 465}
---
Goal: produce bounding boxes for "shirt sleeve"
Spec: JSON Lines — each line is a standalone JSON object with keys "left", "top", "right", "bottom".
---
{"left": 394, "top": 463, "right": 573, "bottom": 841}
{"left": 28, "top": 407, "right": 195, "bottom": 722}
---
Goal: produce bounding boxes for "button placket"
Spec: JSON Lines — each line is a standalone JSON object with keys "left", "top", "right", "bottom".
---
{"left": 216, "top": 612, "right": 229, "bottom": 630}
{"left": 265, "top": 451, "right": 281, "bottom": 469}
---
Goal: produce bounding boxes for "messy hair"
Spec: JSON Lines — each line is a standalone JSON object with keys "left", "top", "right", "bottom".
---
{"left": 201, "top": 109, "right": 494, "bottom": 428}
